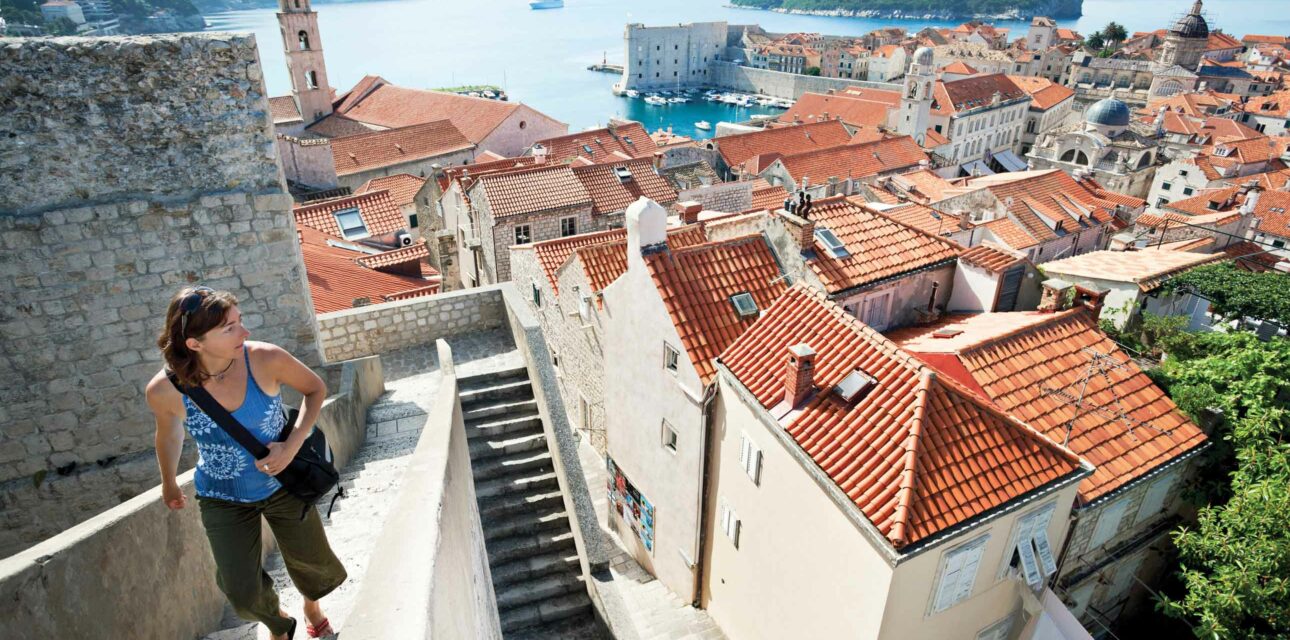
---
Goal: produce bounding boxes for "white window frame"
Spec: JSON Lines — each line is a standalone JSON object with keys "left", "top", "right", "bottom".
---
{"left": 663, "top": 343, "right": 680, "bottom": 373}
{"left": 559, "top": 216, "right": 578, "bottom": 237}
{"left": 738, "top": 432, "right": 762, "bottom": 486}
{"left": 1000, "top": 501, "right": 1058, "bottom": 587}
{"left": 1135, "top": 471, "right": 1177, "bottom": 524}
{"left": 661, "top": 420, "right": 678, "bottom": 453}
{"left": 1089, "top": 497, "right": 1129, "bottom": 549}
{"left": 513, "top": 224, "right": 531, "bottom": 245}
{"left": 719, "top": 499, "right": 741, "bottom": 548}
{"left": 976, "top": 613, "right": 1015, "bottom": 640}
{"left": 930, "top": 534, "right": 989, "bottom": 614}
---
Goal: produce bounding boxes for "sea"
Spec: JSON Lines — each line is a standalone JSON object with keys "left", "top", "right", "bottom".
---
{"left": 204, "top": 0, "right": 1289, "bottom": 140}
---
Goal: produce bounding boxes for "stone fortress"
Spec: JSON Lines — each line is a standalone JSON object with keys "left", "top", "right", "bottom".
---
{"left": 0, "top": 33, "right": 319, "bottom": 557}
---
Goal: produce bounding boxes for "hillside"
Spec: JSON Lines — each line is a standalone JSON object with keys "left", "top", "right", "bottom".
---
{"left": 731, "top": 0, "right": 1083, "bottom": 20}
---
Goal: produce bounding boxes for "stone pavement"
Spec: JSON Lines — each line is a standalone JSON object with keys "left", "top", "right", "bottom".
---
{"left": 202, "top": 330, "right": 519, "bottom": 640}
{"left": 577, "top": 440, "right": 727, "bottom": 640}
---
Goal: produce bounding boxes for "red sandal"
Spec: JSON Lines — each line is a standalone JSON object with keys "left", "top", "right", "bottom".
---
{"left": 306, "top": 618, "right": 334, "bottom": 638}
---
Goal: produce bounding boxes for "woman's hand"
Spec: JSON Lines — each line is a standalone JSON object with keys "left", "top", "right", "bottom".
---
{"left": 163, "top": 482, "right": 187, "bottom": 510}
{"left": 257, "top": 441, "right": 300, "bottom": 476}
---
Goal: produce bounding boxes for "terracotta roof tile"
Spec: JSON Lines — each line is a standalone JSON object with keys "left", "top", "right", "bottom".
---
{"left": 536, "top": 122, "right": 657, "bottom": 164}
{"left": 355, "top": 240, "right": 430, "bottom": 270}
{"left": 437, "top": 156, "right": 540, "bottom": 191}
{"left": 298, "top": 226, "right": 440, "bottom": 314}
{"left": 268, "top": 95, "right": 302, "bottom": 124}
{"left": 750, "top": 181, "right": 792, "bottom": 211}
{"left": 804, "top": 196, "right": 961, "bottom": 293}
{"left": 294, "top": 190, "right": 407, "bottom": 238}
{"left": 877, "top": 201, "right": 964, "bottom": 237}
{"left": 1223, "top": 240, "right": 1283, "bottom": 272}
{"left": 1039, "top": 248, "right": 1226, "bottom": 292}
{"left": 646, "top": 235, "right": 787, "bottom": 384}
{"left": 476, "top": 165, "right": 591, "bottom": 219}
{"left": 714, "top": 120, "right": 853, "bottom": 172}
{"left": 573, "top": 159, "right": 677, "bottom": 214}
{"left": 959, "top": 243, "right": 1025, "bottom": 272}
{"left": 1006, "top": 75, "right": 1074, "bottom": 110}
{"left": 329, "top": 120, "right": 474, "bottom": 177}
{"left": 940, "top": 61, "right": 978, "bottom": 74}
{"left": 305, "top": 114, "right": 379, "bottom": 138}
{"left": 720, "top": 286, "right": 1083, "bottom": 547}
{"left": 775, "top": 136, "right": 928, "bottom": 186}
{"left": 777, "top": 92, "right": 897, "bottom": 128}
{"left": 933, "top": 74, "right": 1028, "bottom": 115}
{"left": 334, "top": 77, "right": 563, "bottom": 143}
{"left": 891, "top": 310, "right": 1207, "bottom": 502}
{"left": 886, "top": 168, "right": 956, "bottom": 202}
{"left": 982, "top": 217, "right": 1041, "bottom": 250}
{"left": 573, "top": 225, "right": 708, "bottom": 293}
{"left": 355, "top": 174, "right": 426, "bottom": 207}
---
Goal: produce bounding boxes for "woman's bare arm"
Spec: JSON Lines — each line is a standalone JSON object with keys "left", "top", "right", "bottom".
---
{"left": 146, "top": 375, "right": 188, "bottom": 509}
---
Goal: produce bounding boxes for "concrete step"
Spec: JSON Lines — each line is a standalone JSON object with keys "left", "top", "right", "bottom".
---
{"left": 499, "top": 591, "right": 593, "bottom": 634}
{"left": 487, "top": 529, "right": 576, "bottom": 566}
{"left": 365, "top": 400, "right": 427, "bottom": 424}
{"left": 490, "top": 550, "right": 582, "bottom": 590}
{"left": 479, "top": 489, "right": 565, "bottom": 523}
{"left": 506, "top": 612, "right": 606, "bottom": 640}
{"left": 460, "top": 379, "right": 533, "bottom": 410}
{"left": 472, "top": 450, "right": 553, "bottom": 483}
{"left": 458, "top": 366, "right": 529, "bottom": 393}
{"left": 485, "top": 505, "right": 568, "bottom": 543}
{"left": 468, "top": 431, "right": 546, "bottom": 462}
{"left": 466, "top": 412, "right": 543, "bottom": 441}
{"left": 495, "top": 571, "right": 586, "bottom": 613}
{"left": 464, "top": 398, "right": 539, "bottom": 423}
{"left": 476, "top": 470, "right": 559, "bottom": 501}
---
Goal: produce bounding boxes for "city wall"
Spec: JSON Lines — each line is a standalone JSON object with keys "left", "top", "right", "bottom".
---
{"left": 710, "top": 61, "right": 901, "bottom": 100}
{"left": 0, "top": 34, "right": 320, "bottom": 557}
{"left": 315, "top": 286, "right": 507, "bottom": 362}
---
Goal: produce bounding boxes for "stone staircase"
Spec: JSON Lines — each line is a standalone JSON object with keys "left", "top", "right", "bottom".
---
{"left": 460, "top": 366, "right": 605, "bottom": 639}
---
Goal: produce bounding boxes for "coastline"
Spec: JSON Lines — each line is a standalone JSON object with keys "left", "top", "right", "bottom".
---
{"left": 723, "top": 3, "right": 1082, "bottom": 22}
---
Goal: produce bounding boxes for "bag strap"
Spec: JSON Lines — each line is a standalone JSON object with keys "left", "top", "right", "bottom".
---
{"left": 168, "top": 372, "right": 270, "bottom": 460}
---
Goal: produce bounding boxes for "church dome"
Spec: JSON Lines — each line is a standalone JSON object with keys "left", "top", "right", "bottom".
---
{"left": 913, "top": 46, "right": 934, "bottom": 67}
{"left": 1086, "top": 97, "right": 1131, "bottom": 127}
{"left": 1170, "top": 0, "right": 1209, "bottom": 39}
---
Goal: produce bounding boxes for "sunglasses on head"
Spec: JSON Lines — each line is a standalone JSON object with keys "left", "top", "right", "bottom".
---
{"left": 179, "top": 286, "right": 215, "bottom": 338}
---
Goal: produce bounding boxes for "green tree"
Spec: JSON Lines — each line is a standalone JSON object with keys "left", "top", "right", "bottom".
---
{"left": 1085, "top": 31, "right": 1105, "bottom": 50}
{"left": 804, "top": 66, "right": 821, "bottom": 76}
{"left": 1163, "top": 262, "right": 1290, "bottom": 329}
{"left": 1103, "top": 21, "right": 1128, "bottom": 46}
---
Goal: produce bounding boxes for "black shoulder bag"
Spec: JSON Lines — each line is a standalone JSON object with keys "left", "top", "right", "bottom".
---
{"left": 169, "top": 373, "right": 343, "bottom": 520}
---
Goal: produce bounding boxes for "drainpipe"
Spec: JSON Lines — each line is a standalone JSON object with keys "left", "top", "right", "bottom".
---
{"left": 691, "top": 381, "right": 719, "bottom": 608}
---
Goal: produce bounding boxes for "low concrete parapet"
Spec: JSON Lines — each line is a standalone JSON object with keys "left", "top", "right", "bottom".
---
{"left": 316, "top": 286, "right": 507, "bottom": 363}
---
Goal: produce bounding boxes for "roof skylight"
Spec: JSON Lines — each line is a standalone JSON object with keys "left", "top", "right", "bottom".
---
{"left": 814, "top": 227, "right": 849, "bottom": 258}
{"left": 730, "top": 292, "right": 758, "bottom": 317}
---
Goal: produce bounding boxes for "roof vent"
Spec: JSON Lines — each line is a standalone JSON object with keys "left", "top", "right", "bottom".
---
{"left": 730, "top": 292, "right": 758, "bottom": 317}
{"left": 932, "top": 328, "right": 963, "bottom": 338}
{"left": 833, "top": 369, "right": 877, "bottom": 404}
{"left": 814, "top": 227, "right": 849, "bottom": 258}
{"left": 614, "top": 166, "right": 634, "bottom": 182}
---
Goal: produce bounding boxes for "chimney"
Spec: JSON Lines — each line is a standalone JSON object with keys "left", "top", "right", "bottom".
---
{"left": 827, "top": 175, "right": 840, "bottom": 196}
{"left": 1038, "top": 278, "right": 1075, "bottom": 313}
{"left": 678, "top": 200, "right": 703, "bottom": 225}
{"left": 782, "top": 344, "right": 817, "bottom": 408}
{"left": 1073, "top": 284, "right": 1109, "bottom": 316}
{"left": 626, "top": 197, "right": 668, "bottom": 266}
{"left": 653, "top": 151, "right": 664, "bottom": 170}
{"left": 533, "top": 144, "right": 548, "bottom": 164}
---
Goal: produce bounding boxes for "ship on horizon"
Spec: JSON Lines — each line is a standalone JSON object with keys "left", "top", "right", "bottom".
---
{"left": 530, "top": 0, "right": 564, "bottom": 9}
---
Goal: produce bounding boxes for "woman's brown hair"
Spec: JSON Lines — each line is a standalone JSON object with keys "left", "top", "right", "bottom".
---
{"left": 156, "top": 286, "right": 240, "bottom": 388}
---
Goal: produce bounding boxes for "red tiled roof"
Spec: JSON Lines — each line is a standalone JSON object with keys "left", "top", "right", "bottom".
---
{"left": 878, "top": 201, "right": 963, "bottom": 237}
{"left": 886, "top": 168, "right": 956, "bottom": 202}
{"left": 645, "top": 235, "right": 787, "bottom": 384}
{"left": 268, "top": 95, "right": 302, "bottom": 124}
{"left": 714, "top": 120, "right": 853, "bottom": 173}
{"left": 804, "top": 196, "right": 961, "bottom": 293}
{"left": 1142, "top": 91, "right": 1242, "bottom": 118}
{"left": 720, "top": 286, "right": 1083, "bottom": 547}
{"left": 476, "top": 165, "right": 590, "bottom": 219}
{"left": 437, "top": 156, "right": 540, "bottom": 191}
{"left": 532, "top": 228, "right": 627, "bottom": 292}
{"left": 298, "top": 226, "right": 440, "bottom": 314}
{"left": 356, "top": 174, "right": 426, "bottom": 208}
{"left": 1244, "top": 35, "right": 1290, "bottom": 45}
{"left": 1223, "top": 240, "right": 1282, "bottom": 272}
{"left": 921, "top": 128, "right": 950, "bottom": 148}
{"left": 933, "top": 74, "right": 1028, "bottom": 115}
{"left": 306, "top": 114, "right": 379, "bottom": 138}
{"left": 961, "top": 170, "right": 1124, "bottom": 246}
{"left": 536, "top": 121, "right": 657, "bottom": 164}
{"left": 750, "top": 181, "right": 791, "bottom": 212}
{"left": 1159, "top": 185, "right": 1245, "bottom": 217}
{"left": 294, "top": 190, "right": 406, "bottom": 238}
{"left": 1251, "top": 189, "right": 1290, "bottom": 238}
{"left": 959, "top": 243, "right": 1025, "bottom": 272}
{"left": 329, "top": 121, "right": 473, "bottom": 177}
{"left": 1246, "top": 90, "right": 1290, "bottom": 118}
{"left": 775, "top": 136, "right": 928, "bottom": 186}
{"left": 1206, "top": 32, "right": 1243, "bottom": 51}
{"left": 1040, "top": 248, "right": 1226, "bottom": 292}
{"left": 777, "top": 92, "right": 896, "bottom": 128}
{"left": 570, "top": 224, "right": 709, "bottom": 293}
{"left": 573, "top": 159, "right": 678, "bottom": 214}
{"left": 355, "top": 241, "right": 430, "bottom": 270}
{"left": 1006, "top": 75, "right": 1074, "bottom": 110}
{"left": 940, "top": 61, "right": 978, "bottom": 74}
{"left": 891, "top": 310, "right": 1207, "bottom": 502}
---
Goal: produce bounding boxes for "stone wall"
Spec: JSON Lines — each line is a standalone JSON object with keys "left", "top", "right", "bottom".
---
{"left": 678, "top": 181, "right": 754, "bottom": 214}
{"left": 276, "top": 135, "right": 339, "bottom": 189}
{"left": 315, "top": 287, "right": 507, "bottom": 363}
{"left": 0, "top": 33, "right": 320, "bottom": 558}
{"left": 710, "top": 61, "right": 901, "bottom": 100}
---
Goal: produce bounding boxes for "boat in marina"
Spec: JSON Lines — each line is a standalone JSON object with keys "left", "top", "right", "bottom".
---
{"left": 668, "top": 96, "right": 688, "bottom": 103}
{"left": 624, "top": 89, "right": 639, "bottom": 98}
{"left": 694, "top": 120, "right": 711, "bottom": 131}
{"left": 644, "top": 95, "right": 667, "bottom": 106}
{"left": 529, "top": 0, "right": 563, "bottom": 8}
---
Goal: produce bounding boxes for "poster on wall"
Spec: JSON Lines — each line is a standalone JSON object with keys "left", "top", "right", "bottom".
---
{"left": 606, "top": 456, "right": 655, "bottom": 554}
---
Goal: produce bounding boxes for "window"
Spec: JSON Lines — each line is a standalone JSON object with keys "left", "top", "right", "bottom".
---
{"left": 662, "top": 420, "right": 678, "bottom": 453}
{"left": 814, "top": 227, "right": 849, "bottom": 258}
{"left": 1135, "top": 471, "right": 1176, "bottom": 523}
{"left": 719, "top": 499, "right": 741, "bottom": 547}
{"left": 663, "top": 343, "right": 679, "bottom": 372}
{"left": 578, "top": 394, "right": 591, "bottom": 430}
{"left": 1179, "top": 169, "right": 1189, "bottom": 177}
{"left": 932, "top": 535, "right": 989, "bottom": 613}
{"left": 1182, "top": 187, "right": 1194, "bottom": 196}
{"left": 730, "top": 292, "right": 758, "bottom": 317}
{"left": 738, "top": 432, "right": 762, "bottom": 485}
{"left": 560, "top": 216, "right": 577, "bottom": 237}
{"left": 297, "top": 30, "right": 310, "bottom": 50}
{"left": 333, "top": 207, "right": 367, "bottom": 239}
{"left": 305, "top": 70, "right": 318, "bottom": 90}
{"left": 976, "top": 615, "right": 1015, "bottom": 640}
{"left": 513, "top": 224, "right": 531, "bottom": 245}
{"left": 1089, "top": 498, "right": 1129, "bottom": 548}
{"left": 408, "top": 214, "right": 419, "bottom": 229}
{"left": 1162, "top": 182, "right": 1172, "bottom": 191}
{"left": 1007, "top": 503, "right": 1058, "bottom": 587}
{"left": 531, "top": 283, "right": 541, "bottom": 307}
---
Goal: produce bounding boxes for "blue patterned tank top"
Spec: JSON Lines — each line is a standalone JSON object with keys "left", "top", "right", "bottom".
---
{"left": 183, "top": 348, "right": 285, "bottom": 502}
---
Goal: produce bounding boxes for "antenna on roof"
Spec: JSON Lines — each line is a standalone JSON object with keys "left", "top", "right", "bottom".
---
{"left": 1040, "top": 347, "right": 1173, "bottom": 445}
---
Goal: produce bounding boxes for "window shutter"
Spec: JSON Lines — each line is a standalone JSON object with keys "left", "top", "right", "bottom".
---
{"left": 934, "top": 538, "right": 987, "bottom": 613}
{"left": 1017, "top": 532, "right": 1042, "bottom": 587}
{"left": 954, "top": 541, "right": 985, "bottom": 603}
{"left": 748, "top": 447, "right": 762, "bottom": 485}
{"left": 740, "top": 434, "right": 762, "bottom": 485}
{"left": 1090, "top": 499, "right": 1129, "bottom": 548}
{"left": 1033, "top": 528, "right": 1058, "bottom": 577}
{"left": 1135, "top": 472, "right": 1176, "bottom": 524}
{"left": 731, "top": 513, "right": 741, "bottom": 548}
{"left": 739, "top": 433, "right": 750, "bottom": 471}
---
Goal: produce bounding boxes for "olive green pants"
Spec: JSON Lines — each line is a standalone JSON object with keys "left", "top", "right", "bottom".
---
{"left": 198, "top": 489, "right": 347, "bottom": 636}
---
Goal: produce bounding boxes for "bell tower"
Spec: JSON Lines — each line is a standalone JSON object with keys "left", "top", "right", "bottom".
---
{"left": 278, "top": 0, "right": 332, "bottom": 125}
{"left": 898, "top": 47, "right": 935, "bottom": 145}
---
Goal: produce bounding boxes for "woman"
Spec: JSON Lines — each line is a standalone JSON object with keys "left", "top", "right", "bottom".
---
{"left": 145, "top": 286, "right": 346, "bottom": 640}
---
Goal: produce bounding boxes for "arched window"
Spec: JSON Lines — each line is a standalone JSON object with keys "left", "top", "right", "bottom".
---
{"left": 306, "top": 70, "right": 318, "bottom": 89}
{"left": 293, "top": 0, "right": 300, "bottom": 7}
{"left": 1135, "top": 152, "right": 1153, "bottom": 169}
{"left": 1059, "top": 149, "right": 1090, "bottom": 165}
{"left": 1026, "top": 119, "right": 1036, "bottom": 134}
{"left": 298, "top": 30, "right": 310, "bottom": 50}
